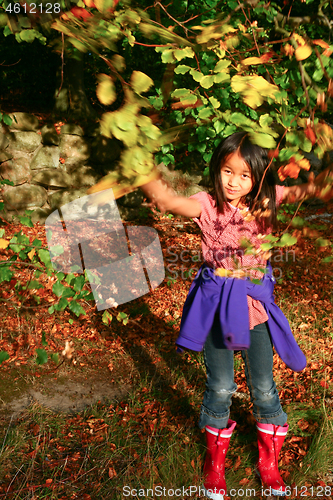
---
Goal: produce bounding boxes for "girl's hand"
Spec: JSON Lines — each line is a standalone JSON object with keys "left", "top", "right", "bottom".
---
{"left": 312, "top": 166, "right": 333, "bottom": 202}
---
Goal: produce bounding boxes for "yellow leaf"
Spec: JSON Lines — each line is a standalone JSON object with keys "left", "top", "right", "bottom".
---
{"left": 28, "top": 248, "right": 36, "bottom": 260}
{"left": 293, "top": 34, "right": 306, "bottom": 46}
{"left": 298, "top": 158, "right": 311, "bottom": 171}
{"left": 0, "top": 239, "right": 9, "bottom": 250}
{"left": 295, "top": 44, "right": 312, "bottom": 61}
{"left": 215, "top": 268, "right": 232, "bottom": 277}
{"left": 242, "top": 56, "right": 262, "bottom": 65}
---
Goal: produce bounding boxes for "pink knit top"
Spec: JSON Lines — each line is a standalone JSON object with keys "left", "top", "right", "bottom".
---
{"left": 190, "top": 185, "right": 285, "bottom": 329}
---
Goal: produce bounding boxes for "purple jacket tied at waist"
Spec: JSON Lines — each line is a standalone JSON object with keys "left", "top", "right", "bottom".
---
{"left": 175, "top": 263, "right": 306, "bottom": 372}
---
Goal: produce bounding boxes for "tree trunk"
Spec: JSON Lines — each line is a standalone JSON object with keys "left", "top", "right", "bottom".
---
{"left": 52, "top": 48, "right": 97, "bottom": 122}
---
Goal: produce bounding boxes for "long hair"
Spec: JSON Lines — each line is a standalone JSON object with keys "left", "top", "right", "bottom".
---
{"left": 209, "top": 132, "right": 277, "bottom": 230}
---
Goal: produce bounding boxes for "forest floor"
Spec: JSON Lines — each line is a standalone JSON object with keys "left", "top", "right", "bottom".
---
{"left": 0, "top": 200, "right": 332, "bottom": 499}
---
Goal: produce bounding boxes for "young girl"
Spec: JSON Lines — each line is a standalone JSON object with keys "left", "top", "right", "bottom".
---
{"left": 140, "top": 132, "right": 316, "bottom": 500}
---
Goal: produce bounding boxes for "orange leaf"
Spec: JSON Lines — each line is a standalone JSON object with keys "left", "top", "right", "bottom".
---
{"left": 45, "top": 479, "right": 53, "bottom": 487}
{"left": 304, "top": 125, "right": 316, "bottom": 145}
{"left": 108, "top": 466, "right": 117, "bottom": 478}
{"left": 278, "top": 162, "right": 300, "bottom": 181}
{"left": 239, "top": 478, "right": 250, "bottom": 485}
{"left": 313, "top": 39, "right": 330, "bottom": 49}
{"left": 70, "top": 6, "right": 92, "bottom": 19}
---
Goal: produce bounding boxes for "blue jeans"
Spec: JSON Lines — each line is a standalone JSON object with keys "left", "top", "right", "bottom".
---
{"left": 199, "top": 322, "right": 287, "bottom": 429}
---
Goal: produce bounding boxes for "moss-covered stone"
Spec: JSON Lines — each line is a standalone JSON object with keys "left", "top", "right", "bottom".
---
{"left": 7, "top": 112, "right": 40, "bottom": 131}
{"left": 7, "top": 131, "right": 41, "bottom": 153}
{"left": 0, "top": 158, "right": 30, "bottom": 186}
{"left": 2, "top": 184, "right": 47, "bottom": 210}
{"left": 31, "top": 146, "right": 60, "bottom": 169}
{"left": 41, "top": 124, "right": 60, "bottom": 146}
{"left": 31, "top": 169, "right": 72, "bottom": 188}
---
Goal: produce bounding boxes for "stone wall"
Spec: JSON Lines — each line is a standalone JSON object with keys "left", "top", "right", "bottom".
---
{"left": 1, "top": 112, "right": 326, "bottom": 224}
{"left": 0, "top": 112, "right": 122, "bottom": 223}
{"left": 0, "top": 112, "right": 207, "bottom": 223}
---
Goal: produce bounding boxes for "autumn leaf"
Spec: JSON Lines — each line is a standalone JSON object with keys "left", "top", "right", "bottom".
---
{"left": 0, "top": 239, "right": 9, "bottom": 250}
{"left": 215, "top": 268, "right": 232, "bottom": 277}
{"left": 282, "top": 43, "right": 294, "bottom": 57}
{"left": 278, "top": 160, "right": 300, "bottom": 181}
{"left": 295, "top": 44, "right": 312, "bottom": 61}
{"left": 70, "top": 6, "right": 92, "bottom": 19}
{"left": 304, "top": 125, "right": 316, "bottom": 145}
{"left": 298, "top": 158, "right": 311, "bottom": 171}
{"left": 28, "top": 248, "right": 36, "bottom": 260}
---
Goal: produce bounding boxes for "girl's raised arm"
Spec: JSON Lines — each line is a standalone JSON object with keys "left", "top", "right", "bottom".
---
{"left": 140, "top": 176, "right": 202, "bottom": 218}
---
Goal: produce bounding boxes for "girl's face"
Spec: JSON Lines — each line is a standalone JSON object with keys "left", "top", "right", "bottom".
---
{"left": 220, "top": 150, "right": 254, "bottom": 206}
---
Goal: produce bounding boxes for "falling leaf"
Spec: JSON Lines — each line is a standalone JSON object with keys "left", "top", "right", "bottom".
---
{"left": 298, "top": 158, "right": 311, "bottom": 171}
{"left": 282, "top": 43, "right": 294, "bottom": 57}
{"left": 278, "top": 160, "right": 300, "bottom": 181}
{"left": 295, "top": 44, "right": 312, "bottom": 61}
{"left": 215, "top": 268, "right": 232, "bottom": 277}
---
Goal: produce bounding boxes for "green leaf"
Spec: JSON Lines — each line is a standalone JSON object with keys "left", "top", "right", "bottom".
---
{"left": 50, "top": 353, "right": 59, "bottom": 364}
{"left": 48, "top": 305, "right": 55, "bottom": 314}
{"left": 65, "top": 273, "right": 76, "bottom": 286}
{"left": 321, "top": 256, "right": 333, "bottom": 263}
{"left": 214, "top": 59, "right": 231, "bottom": 72}
{"left": 214, "top": 120, "right": 225, "bottom": 134}
{"left": 171, "top": 88, "right": 197, "bottom": 105}
{"left": 291, "top": 216, "right": 305, "bottom": 228}
{"left": 18, "top": 216, "right": 33, "bottom": 227}
{"left": 52, "top": 281, "right": 67, "bottom": 297}
{"left": 26, "top": 280, "right": 44, "bottom": 290}
{"left": 69, "top": 319, "right": 74, "bottom": 325}
{"left": 189, "top": 69, "right": 203, "bottom": 82}
{"left": 131, "top": 71, "right": 154, "bottom": 94}
{"left": 0, "top": 265, "right": 13, "bottom": 282}
{"left": 2, "top": 114, "right": 13, "bottom": 127}
{"left": 259, "top": 114, "right": 273, "bottom": 128}
{"left": 19, "top": 29, "right": 36, "bottom": 43}
{"left": 55, "top": 297, "right": 69, "bottom": 311}
{"left": 159, "top": 49, "right": 176, "bottom": 64}
{"left": 73, "top": 275, "right": 85, "bottom": 292}
{"left": 316, "top": 237, "right": 330, "bottom": 248}
{"left": 214, "top": 73, "right": 230, "bottom": 84}
{"left": 173, "top": 47, "right": 195, "bottom": 61}
{"left": 96, "top": 74, "right": 116, "bottom": 106}
{"left": 38, "top": 249, "right": 52, "bottom": 268}
{"left": 198, "top": 108, "right": 213, "bottom": 119}
{"left": 209, "top": 97, "right": 220, "bottom": 109}
{"left": 175, "top": 65, "right": 191, "bottom": 74}
{"left": 0, "top": 351, "right": 9, "bottom": 365}
{"left": 69, "top": 300, "right": 86, "bottom": 317}
{"left": 250, "top": 132, "right": 276, "bottom": 148}
{"left": 41, "top": 331, "right": 48, "bottom": 347}
{"left": 36, "top": 349, "right": 48, "bottom": 365}
{"left": 278, "top": 233, "right": 298, "bottom": 247}
{"left": 200, "top": 75, "right": 216, "bottom": 89}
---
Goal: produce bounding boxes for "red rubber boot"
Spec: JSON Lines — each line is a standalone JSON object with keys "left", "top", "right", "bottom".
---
{"left": 203, "top": 420, "right": 236, "bottom": 500}
{"left": 256, "top": 422, "right": 289, "bottom": 496}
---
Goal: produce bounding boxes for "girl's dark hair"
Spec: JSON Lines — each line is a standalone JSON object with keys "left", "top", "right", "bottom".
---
{"left": 209, "top": 131, "right": 277, "bottom": 230}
